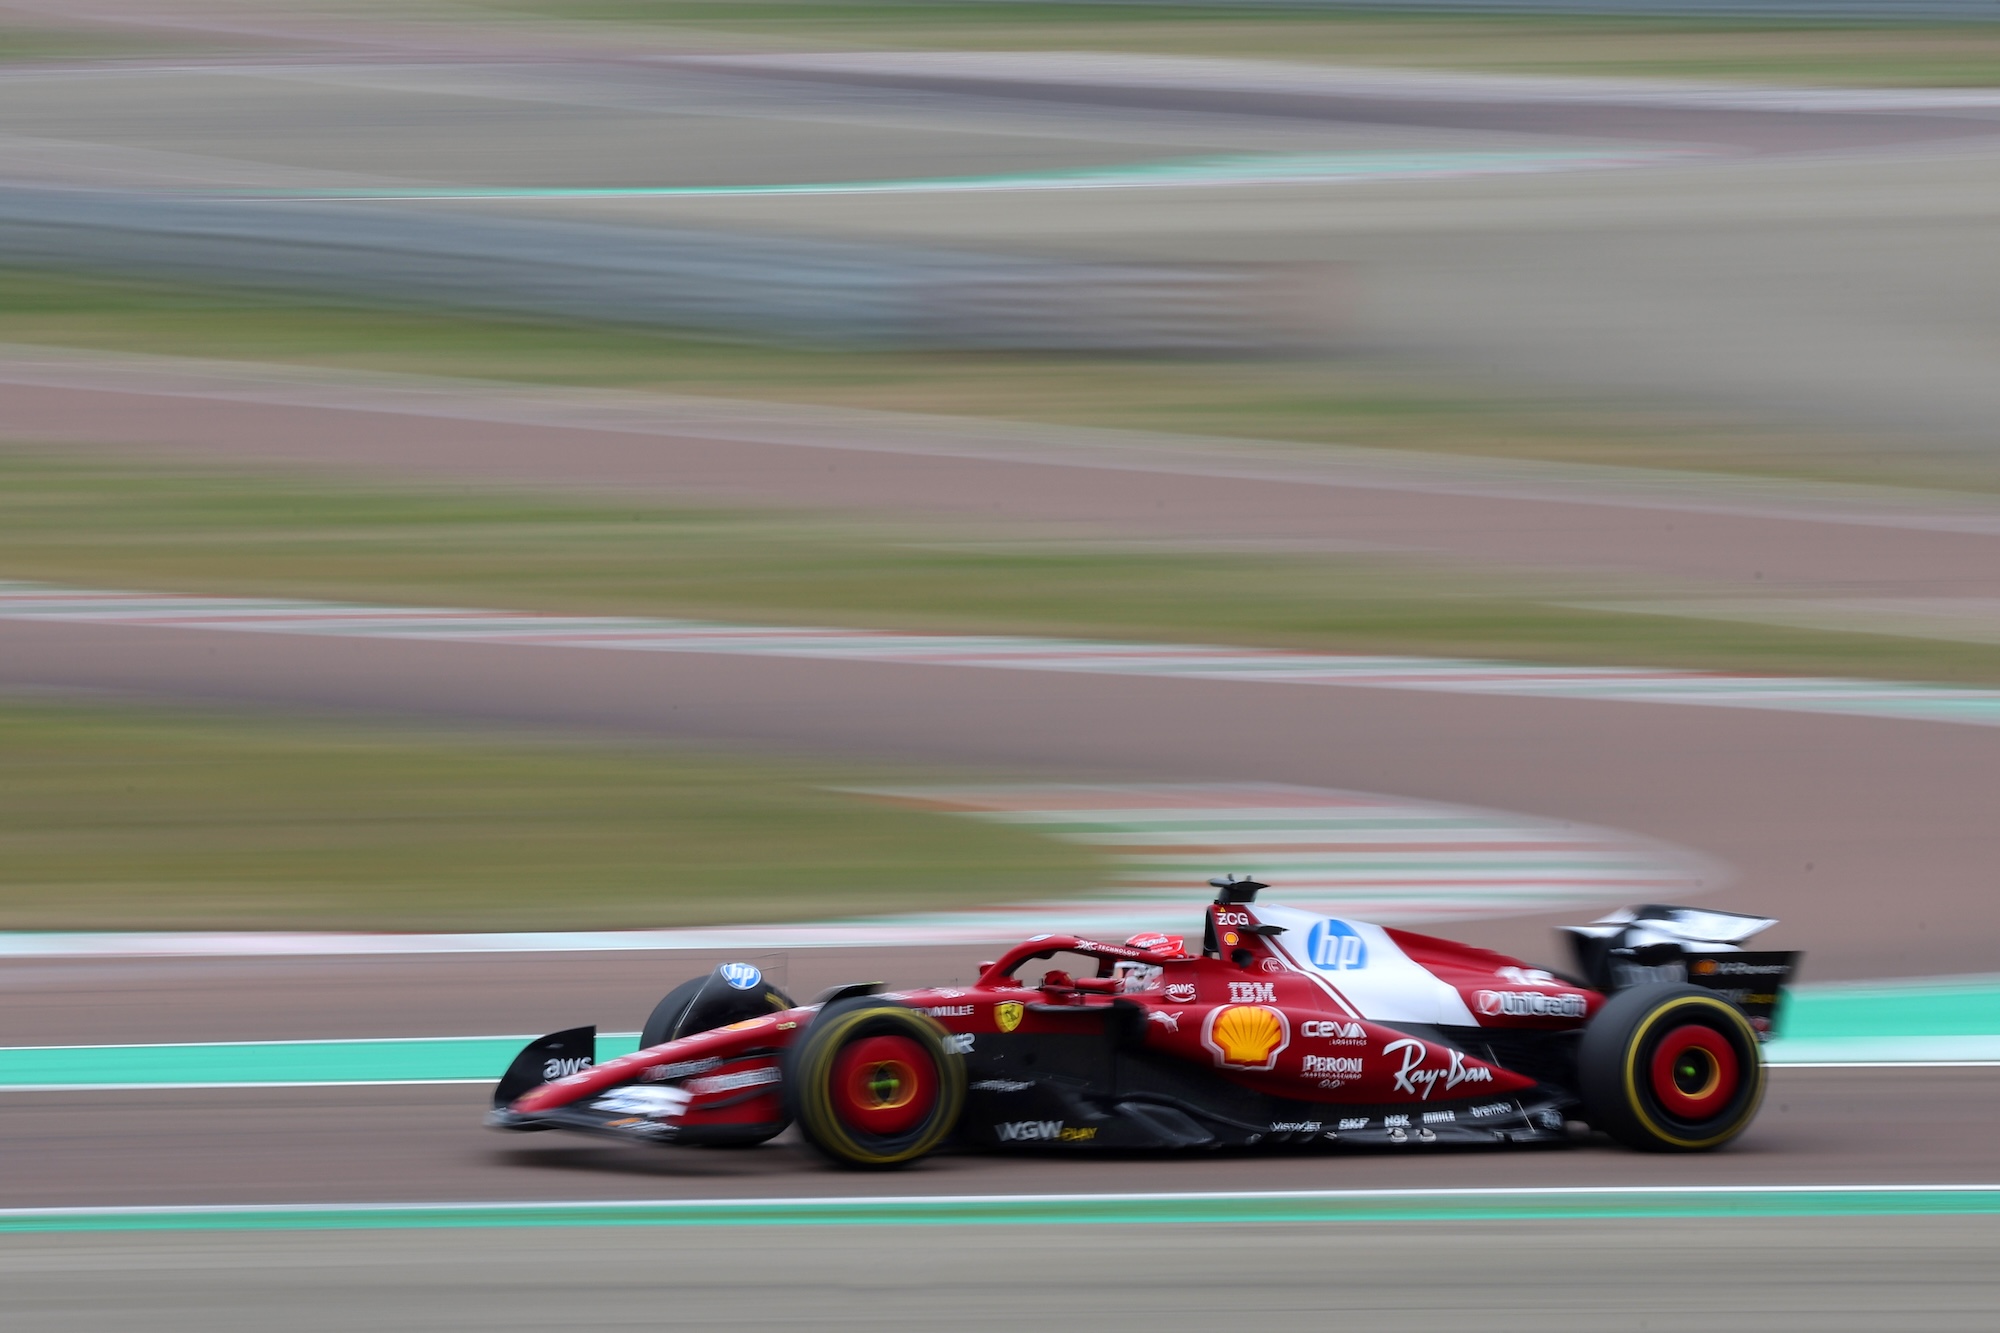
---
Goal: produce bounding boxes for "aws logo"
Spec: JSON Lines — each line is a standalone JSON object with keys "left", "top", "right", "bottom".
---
{"left": 1202, "top": 1004, "right": 1291, "bottom": 1072}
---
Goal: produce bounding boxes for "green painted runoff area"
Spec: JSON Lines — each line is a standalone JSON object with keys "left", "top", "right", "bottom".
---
{"left": 6, "top": 1189, "right": 2000, "bottom": 1233}
{"left": 3, "top": 980, "right": 1999, "bottom": 1090}
{"left": 1779, "top": 978, "right": 2000, "bottom": 1039}
{"left": 0, "top": 1034, "right": 641, "bottom": 1089}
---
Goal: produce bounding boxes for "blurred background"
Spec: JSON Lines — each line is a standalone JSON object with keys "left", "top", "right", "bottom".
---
{"left": 5, "top": 0, "right": 2000, "bottom": 933}
{"left": 5, "top": 2, "right": 2000, "bottom": 1328}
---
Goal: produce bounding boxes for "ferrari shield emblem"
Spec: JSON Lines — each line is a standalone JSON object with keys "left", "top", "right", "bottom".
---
{"left": 995, "top": 1001, "right": 1025, "bottom": 1034}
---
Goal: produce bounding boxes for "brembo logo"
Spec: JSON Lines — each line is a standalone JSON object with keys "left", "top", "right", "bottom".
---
{"left": 1476, "top": 990, "right": 1587, "bottom": 1019}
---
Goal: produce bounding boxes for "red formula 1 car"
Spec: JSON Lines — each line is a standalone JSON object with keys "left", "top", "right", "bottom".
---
{"left": 488, "top": 878, "right": 1799, "bottom": 1167}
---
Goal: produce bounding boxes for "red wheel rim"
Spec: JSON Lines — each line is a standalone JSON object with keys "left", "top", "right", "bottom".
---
{"left": 1649, "top": 1023, "right": 1741, "bottom": 1120}
{"left": 829, "top": 1034, "right": 937, "bottom": 1136}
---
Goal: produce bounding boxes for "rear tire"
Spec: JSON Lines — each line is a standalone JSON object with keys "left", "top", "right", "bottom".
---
{"left": 783, "top": 1000, "right": 965, "bottom": 1169}
{"left": 1579, "top": 984, "right": 1764, "bottom": 1151}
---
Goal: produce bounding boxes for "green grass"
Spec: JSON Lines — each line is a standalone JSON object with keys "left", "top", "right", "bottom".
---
{"left": 0, "top": 19, "right": 203, "bottom": 63}
{"left": 0, "top": 697, "right": 1097, "bottom": 931}
{"left": 13, "top": 450, "right": 2000, "bottom": 686}
{"left": 469, "top": 3, "right": 2000, "bottom": 86}
{"left": 2, "top": 266, "right": 1964, "bottom": 494}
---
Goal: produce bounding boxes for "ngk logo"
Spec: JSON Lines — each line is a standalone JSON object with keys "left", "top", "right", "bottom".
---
{"left": 1301, "top": 1020, "right": 1366, "bottom": 1041}
{"left": 1475, "top": 990, "right": 1587, "bottom": 1019}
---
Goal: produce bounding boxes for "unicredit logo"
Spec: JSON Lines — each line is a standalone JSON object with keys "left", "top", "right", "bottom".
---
{"left": 1476, "top": 989, "right": 1587, "bottom": 1019}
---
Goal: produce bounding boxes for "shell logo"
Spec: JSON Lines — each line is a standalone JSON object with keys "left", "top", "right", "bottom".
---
{"left": 1201, "top": 1004, "right": 1291, "bottom": 1071}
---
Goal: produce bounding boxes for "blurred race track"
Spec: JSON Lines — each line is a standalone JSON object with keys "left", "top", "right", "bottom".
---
{"left": 17, "top": 1211, "right": 2000, "bottom": 1333}
{"left": 9, "top": 41, "right": 2000, "bottom": 421}
{"left": 7, "top": 26, "right": 2000, "bottom": 1326}
{"left": 10, "top": 1216, "right": 2000, "bottom": 1333}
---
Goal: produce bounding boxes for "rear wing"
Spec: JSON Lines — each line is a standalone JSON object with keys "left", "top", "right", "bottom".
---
{"left": 1561, "top": 905, "right": 1801, "bottom": 1038}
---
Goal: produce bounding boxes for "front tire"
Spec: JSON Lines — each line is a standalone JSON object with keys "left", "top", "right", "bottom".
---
{"left": 783, "top": 1000, "right": 965, "bottom": 1169}
{"left": 1579, "top": 984, "right": 1765, "bottom": 1151}
{"left": 640, "top": 969, "right": 797, "bottom": 1148}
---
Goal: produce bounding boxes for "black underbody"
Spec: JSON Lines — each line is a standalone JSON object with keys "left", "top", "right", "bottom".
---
{"left": 958, "top": 1028, "right": 1581, "bottom": 1151}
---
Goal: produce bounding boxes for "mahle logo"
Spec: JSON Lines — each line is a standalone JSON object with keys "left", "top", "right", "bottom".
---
{"left": 1306, "top": 919, "right": 1368, "bottom": 971}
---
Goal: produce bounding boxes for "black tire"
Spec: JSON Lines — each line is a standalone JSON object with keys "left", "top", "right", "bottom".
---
{"left": 1578, "top": 984, "right": 1765, "bottom": 1152}
{"left": 640, "top": 969, "right": 797, "bottom": 1148}
{"left": 782, "top": 1000, "right": 966, "bottom": 1169}
{"left": 640, "top": 968, "right": 797, "bottom": 1050}
{"left": 639, "top": 977, "right": 709, "bottom": 1051}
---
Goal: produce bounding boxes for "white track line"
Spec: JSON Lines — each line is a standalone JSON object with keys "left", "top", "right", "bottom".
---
{"left": 9, "top": 1182, "right": 2000, "bottom": 1222}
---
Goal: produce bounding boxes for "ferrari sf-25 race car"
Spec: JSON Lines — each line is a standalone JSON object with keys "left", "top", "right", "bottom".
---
{"left": 488, "top": 878, "right": 1800, "bottom": 1167}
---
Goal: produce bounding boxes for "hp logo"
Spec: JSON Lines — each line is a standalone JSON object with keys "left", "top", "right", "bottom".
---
{"left": 1305, "top": 919, "right": 1368, "bottom": 971}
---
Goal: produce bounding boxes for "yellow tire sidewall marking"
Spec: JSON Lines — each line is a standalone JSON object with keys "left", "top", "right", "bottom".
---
{"left": 803, "top": 1008, "right": 962, "bottom": 1166}
{"left": 1620, "top": 994, "right": 1764, "bottom": 1150}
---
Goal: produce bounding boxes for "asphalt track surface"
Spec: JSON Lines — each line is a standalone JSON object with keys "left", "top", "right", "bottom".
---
{"left": 6, "top": 1216, "right": 1995, "bottom": 1333}
{"left": 3, "top": 942, "right": 1996, "bottom": 1206}
{"left": 695, "top": 51, "right": 2000, "bottom": 158}
{"left": 5, "top": 611, "right": 1995, "bottom": 978}
{"left": 3, "top": 1061, "right": 1996, "bottom": 1209}
{"left": 11, "top": 360, "right": 2000, "bottom": 595}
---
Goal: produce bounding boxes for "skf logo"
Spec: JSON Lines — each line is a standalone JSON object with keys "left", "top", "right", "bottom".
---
{"left": 1301, "top": 1020, "right": 1366, "bottom": 1040}
{"left": 995, "top": 1001, "right": 1025, "bottom": 1033}
{"left": 1229, "top": 980, "right": 1277, "bottom": 1003}
{"left": 1202, "top": 1004, "right": 1291, "bottom": 1071}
